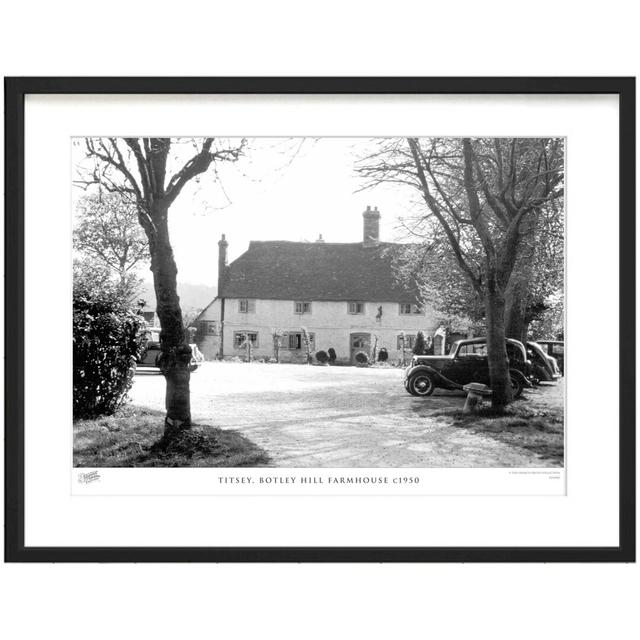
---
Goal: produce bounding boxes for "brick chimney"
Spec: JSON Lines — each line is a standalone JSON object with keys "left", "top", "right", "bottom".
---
{"left": 362, "top": 206, "right": 380, "bottom": 247}
{"left": 218, "top": 234, "right": 228, "bottom": 293}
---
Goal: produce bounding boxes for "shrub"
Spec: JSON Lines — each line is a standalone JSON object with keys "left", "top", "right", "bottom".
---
{"left": 328, "top": 347, "right": 337, "bottom": 363}
{"left": 354, "top": 351, "right": 369, "bottom": 365}
{"left": 378, "top": 347, "right": 388, "bottom": 362}
{"left": 73, "top": 266, "right": 144, "bottom": 419}
{"left": 413, "top": 330, "right": 426, "bottom": 355}
{"left": 315, "top": 350, "right": 329, "bottom": 364}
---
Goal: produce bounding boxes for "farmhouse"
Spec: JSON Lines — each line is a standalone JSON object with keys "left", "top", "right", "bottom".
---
{"left": 194, "top": 207, "right": 460, "bottom": 364}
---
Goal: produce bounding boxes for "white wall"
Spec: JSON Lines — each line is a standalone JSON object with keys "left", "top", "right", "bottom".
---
{"left": 196, "top": 298, "right": 222, "bottom": 359}
{"left": 200, "top": 297, "right": 446, "bottom": 362}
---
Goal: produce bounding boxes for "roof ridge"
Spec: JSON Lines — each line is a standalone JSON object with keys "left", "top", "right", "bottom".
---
{"left": 247, "top": 240, "right": 403, "bottom": 246}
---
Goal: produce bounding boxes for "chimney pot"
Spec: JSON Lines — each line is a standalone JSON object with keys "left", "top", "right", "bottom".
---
{"left": 362, "top": 206, "right": 381, "bottom": 247}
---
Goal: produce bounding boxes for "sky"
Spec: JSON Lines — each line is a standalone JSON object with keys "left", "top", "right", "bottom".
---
{"left": 72, "top": 137, "right": 420, "bottom": 286}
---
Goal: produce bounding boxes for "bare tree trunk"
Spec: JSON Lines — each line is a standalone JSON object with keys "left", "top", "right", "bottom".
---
{"left": 504, "top": 278, "right": 528, "bottom": 343}
{"left": 150, "top": 214, "right": 191, "bottom": 433}
{"left": 485, "top": 283, "right": 512, "bottom": 411}
{"left": 81, "top": 138, "right": 247, "bottom": 436}
{"left": 504, "top": 212, "right": 537, "bottom": 343}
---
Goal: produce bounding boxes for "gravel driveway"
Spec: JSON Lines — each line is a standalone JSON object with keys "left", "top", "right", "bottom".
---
{"left": 130, "top": 362, "right": 562, "bottom": 467}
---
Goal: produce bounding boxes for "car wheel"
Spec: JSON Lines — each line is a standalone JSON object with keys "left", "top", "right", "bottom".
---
{"left": 510, "top": 374, "right": 524, "bottom": 399}
{"left": 409, "top": 373, "right": 435, "bottom": 397}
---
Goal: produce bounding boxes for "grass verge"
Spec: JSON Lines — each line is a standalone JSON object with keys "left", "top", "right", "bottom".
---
{"left": 432, "top": 402, "right": 564, "bottom": 466}
{"left": 74, "top": 405, "right": 271, "bottom": 467}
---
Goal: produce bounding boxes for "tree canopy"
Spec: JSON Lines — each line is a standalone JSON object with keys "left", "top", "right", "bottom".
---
{"left": 74, "top": 191, "right": 149, "bottom": 292}
{"left": 358, "top": 137, "right": 564, "bottom": 408}
{"left": 76, "top": 137, "right": 246, "bottom": 432}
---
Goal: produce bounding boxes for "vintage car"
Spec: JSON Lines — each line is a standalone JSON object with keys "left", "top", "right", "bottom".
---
{"left": 536, "top": 340, "right": 564, "bottom": 375}
{"left": 404, "top": 337, "right": 533, "bottom": 398}
{"left": 526, "top": 341, "right": 562, "bottom": 383}
{"left": 137, "top": 327, "right": 203, "bottom": 371}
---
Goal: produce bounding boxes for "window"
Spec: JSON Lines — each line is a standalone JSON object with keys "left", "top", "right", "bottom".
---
{"left": 201, "top": 321, "right": 217, "bottom": 335}
{"left": 397, "top": 334, "right": 417, "bottom": 350}
{"left": 288, "top": 333, "right": 302, "bottom": 349}
{"left": 284, "top": 332, "right": 315, "bottom": 350}
{"left": 348, "top": 301, "right": 365, "bottom": 314}
{"left": 294, "top": 301, "right": 312, "bottom": 314}
{"left": 506, "top": 342, "right": 524, "bottom": 362}
{"left": 238, "top": 299, "right": 255, "bottom": 314}
{"left": 457, "top": 343, "right": 487, "bottom": 357}
{"left": 234, "top": 331, "right": 259, "bottom": 348}
{"left": 399, "top": 303, "right": 423, "bottom": 315}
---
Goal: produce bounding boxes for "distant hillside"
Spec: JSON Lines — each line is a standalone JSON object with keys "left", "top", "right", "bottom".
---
{"left": 137, "top": 282, "right": 217, "bottom": 314}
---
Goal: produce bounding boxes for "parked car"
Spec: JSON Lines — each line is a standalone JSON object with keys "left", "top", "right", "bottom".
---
{"left": 526, "top": 341, "right": 562, "bottom": 383}
{"left": 536, "top": 340, "right": 564, "bottom": 375}
{"left": 404, "top": 337, "right": 533, "bottom": 398}
{"left": 137, "top": 327, "right": 202, "bottom": 371}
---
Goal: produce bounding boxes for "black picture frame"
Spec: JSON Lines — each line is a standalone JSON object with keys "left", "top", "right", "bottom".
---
{"left": 4, "top": 77, "right": 636, "bottom": 563}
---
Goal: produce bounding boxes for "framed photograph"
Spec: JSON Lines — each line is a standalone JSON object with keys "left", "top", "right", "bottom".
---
{"left": 5, "top": 77, "right": 635, "bottom": 562}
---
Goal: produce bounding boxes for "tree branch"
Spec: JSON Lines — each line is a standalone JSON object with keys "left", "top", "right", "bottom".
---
{"left": 407, "top": 138, "right": 482, "bottom": 293}
{"left": 164, "top": 139, "right": 245, "bottom": 207}
{"left": 461, "top": 139, "right": 496, "bottom": 262}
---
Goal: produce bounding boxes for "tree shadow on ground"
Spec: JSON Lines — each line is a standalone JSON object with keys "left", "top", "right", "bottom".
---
{"left": 429, "top": 402, "right": 565, "bottom": 466}
{"left": 73, "top": 406, "right": 271, "bottom": 467}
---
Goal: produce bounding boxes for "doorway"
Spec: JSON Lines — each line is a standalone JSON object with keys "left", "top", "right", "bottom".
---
{"left": 350, "top": 332, "right": 371, "bottom": 364}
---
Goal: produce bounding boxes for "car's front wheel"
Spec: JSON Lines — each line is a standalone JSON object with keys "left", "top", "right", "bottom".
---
{"left": 510, "top": 374, "right": 524, "bottom": 399}
{"left": 408, "top": 372, "right": 435, "bottom": 397}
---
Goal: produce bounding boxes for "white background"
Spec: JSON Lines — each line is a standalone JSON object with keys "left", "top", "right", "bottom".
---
{"left": 1, "top": 2, "right": 638, "bottom": 639}
{"left": 26, "top": 94, "right": 607, "bottom": 547}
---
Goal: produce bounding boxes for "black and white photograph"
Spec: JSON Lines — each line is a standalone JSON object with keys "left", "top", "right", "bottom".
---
{"left": 2, "top": 3, "right": 637, "bottom": 635}
{"left": 5, "top": 75, "right": 634, "bottom": 568}
{"left": 72, "top": 135, "right": 565, "bottom": 470}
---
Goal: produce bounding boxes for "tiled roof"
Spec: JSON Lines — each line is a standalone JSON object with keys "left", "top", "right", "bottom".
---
{"left": 220, "top": 240, "right": 420, "bottom": 303}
